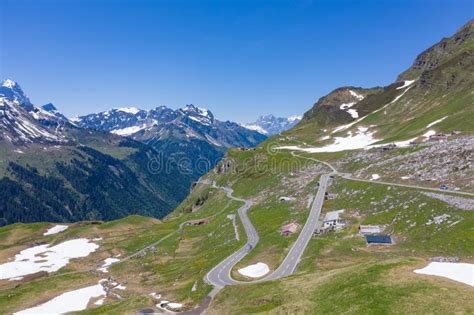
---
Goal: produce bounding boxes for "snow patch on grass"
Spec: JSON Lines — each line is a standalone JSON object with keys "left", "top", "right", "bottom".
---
{"left": 158, "top": 300, "right": 183, "bottom": 311}
{"left": 43, "top": 225, "right": 69, "bottom": 236}
{"left": 98, "top": 257, "right": 120, "bottom": 272}
{"left": 422, "top": 130, "right": 436, "bottom": 137}
{"left": 14, "top": 280, "right": 106, "bottom": 314}
{"left": 0, "top": 239, "right": 99, "bottom": 280}
{"left": 94, "top": 298, "right": 105, "bottom": 306}
{"left": 396, "top": 80, "right": 416, "bottom": 89}
{"left": 426, "top": 116, "right": 448, "bottom": 128}
{"left": 414, "top": 262, "right": 474, "bottom": 286}
{"left": 370, "top": 174, "right": 380, "bottom": 180}
{"left": 238, "top": 262, "right": 270, "bottom": 278}
{"left": 279, "top": 127, "right": 378, "bottom": 153}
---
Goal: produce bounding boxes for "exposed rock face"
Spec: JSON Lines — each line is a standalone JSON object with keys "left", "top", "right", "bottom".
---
{"left": 0, "top": 97, "right": 66, "bottom": 145}
{"left": 302, "top": 87, "right": 380, "bottom": 125}
{"left": 291, "top": 20, "right": 473, "bottom": 147}
{"left": 75, "top": 104, "right": 266, "bottom": 149}
{"left": 398, "top": 19, "right": 473, "bottom": 81}
{"left": 338, "top": 136, "right": 473, "bottom": 191}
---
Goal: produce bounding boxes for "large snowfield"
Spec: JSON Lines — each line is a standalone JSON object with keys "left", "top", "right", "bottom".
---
{"left": 14, "top": 281, "right": 107, "bottom": 315}
{"left": 278, "top": 127, "right": 378, "bottom": 153}
{"left": 278, "top": 126, "right": 438, "bottom": 153}
{"left": 238, "top": 262, "right": 270, "bottom": 278}
{"left": 414, "top": 262, "right": 474, "bottom": 287}
{"left": 0, "top": 239, "right": 99, "bottom": 280}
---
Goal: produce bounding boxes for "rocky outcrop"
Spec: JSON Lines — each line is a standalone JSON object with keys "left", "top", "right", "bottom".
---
{"left": 398, "top": 19, "right": 473, "bottom": 81}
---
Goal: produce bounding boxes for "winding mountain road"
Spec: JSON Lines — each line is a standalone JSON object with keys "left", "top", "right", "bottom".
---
{"left": 263, "top": 173, "right": 330, "bottom": 280}
{"left": 205, "top": 186, "right": 257, "bottom": 290}
{"left": 204, "top": 169, "right": 332, "bottom": 293}
{"left": 202, "top": 151, "right": 474, "bottom": 297}
{"left": 291, "top": 151, "right": 474, "bottom": 197}
{"left": 173, "top": 151, "right": 474, "bottom": 313}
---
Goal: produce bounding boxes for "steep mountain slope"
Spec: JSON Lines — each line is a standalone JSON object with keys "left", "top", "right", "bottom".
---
{"left": 243, "top": 114, "right": 302, "bottom": 135}
{"left": 398, "top": 20, "right": 474, "bottom": 81}
{"left": 0, "top": 79, "right": 33, "bottom": 110}
{"left": 41, "top": 103, "right": 70, "bottom": 122}
{"left": 288, "top": 20, "right": 473, "bottom": 148}
{"left": 0, "top": 81, "right": 192, "bottom": 226}
{"left": 0, "top": 97, "right": 66, "bottom": 145}
{"left": 76, "top": 104, "right": 266, "bottom": 178}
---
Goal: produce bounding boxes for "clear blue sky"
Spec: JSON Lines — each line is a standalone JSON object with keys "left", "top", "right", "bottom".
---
{"left": 0, "top": 0, "right": 472, "bottom": 122}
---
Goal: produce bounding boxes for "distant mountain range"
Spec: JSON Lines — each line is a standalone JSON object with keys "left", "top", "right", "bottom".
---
{"left": 74, "top": 104, "right": 267, "bottom": 184}
{"left": 0, "top": 80, "right": 265, "bottom": 226}
{"left": 243, "top": 114, "right": 301, "bottom": 135}
{"left": 74, "top": 104, "right": 265, "bottom": 149}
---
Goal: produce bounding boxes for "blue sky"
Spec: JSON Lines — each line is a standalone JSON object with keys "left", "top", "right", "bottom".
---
{"left": 0, "top": 0, "right": 472, "bottom": 122}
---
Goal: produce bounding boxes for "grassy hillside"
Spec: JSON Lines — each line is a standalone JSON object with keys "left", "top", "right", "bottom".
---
{"left": 208, "top": 176, "right": 474, "bottom": 314}
{"left": 0, "top": 180, "right": 246, "bottom": 313}
{"left": 1, "top": 134, "right": 473, "bottom": 314}
{"left": 287, "top": 20, "right": 474, "bottom": 146}
{"left": 211, "top": 258, "right": 473, "bottom": 314}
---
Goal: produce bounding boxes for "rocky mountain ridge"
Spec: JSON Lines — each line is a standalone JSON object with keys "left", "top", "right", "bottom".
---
{"left": 75, "top": 104, "right": 265, "bottom": 148}
{"left": 288, "top": 19, "right": 473, "bottom": 148}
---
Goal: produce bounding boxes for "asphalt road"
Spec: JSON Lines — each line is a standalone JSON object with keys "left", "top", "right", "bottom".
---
{"left": 342, "top": 174, "right": 474, "bottom": 197}
{"left": 292, "top": 151, "right": 474, "bottom": 197}
{"left": 205, "top": 171, "right": 330, "bottom": 289}
{"left": 205, "top": 186, "right": 257, "bottom": 289}
{"left": 191, "top": 151, "right": 473, "bottom": 313}
{"left": 263, "top": 173, "right": 330, "bottom": 280}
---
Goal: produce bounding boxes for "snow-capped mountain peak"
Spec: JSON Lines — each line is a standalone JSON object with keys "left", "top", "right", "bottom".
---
{"left": 288, "top": 115, "right": 303, "bottom": 122}
{"left": 75, "top": 104, "right": 266, "bottom": 149}
{"left": 243, "top": 124, "right": 268, "bottom": 135}
{"left": 181, "top": 104, "right": 212, "bottom": 117}
{"left": 180, "top": 104, "right": 214, "bottom": 126}
{"left": 2, "top": 79, "right": 17, "bottom": 89}
{"left": 42, "top": 103, "right": 58, "bottom": 112}
{"left": 41, "top": 103, "right": 71, "bottom": 122}
{"left": 115, "top": 107, "right": 141, "bottom": 114}
{"left": 243, "top": 114, "right": 302, "bottom": 135}
{"left": 0, "top": 79, "right": 33, "bottom": 110}
{"left": 0, "top": 97, "right": 65, "bottom": 145}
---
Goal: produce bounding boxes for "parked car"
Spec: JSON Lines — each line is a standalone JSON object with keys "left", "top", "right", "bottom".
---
{"left": 439, "top": 184, "right": 449, "bottom": 190}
